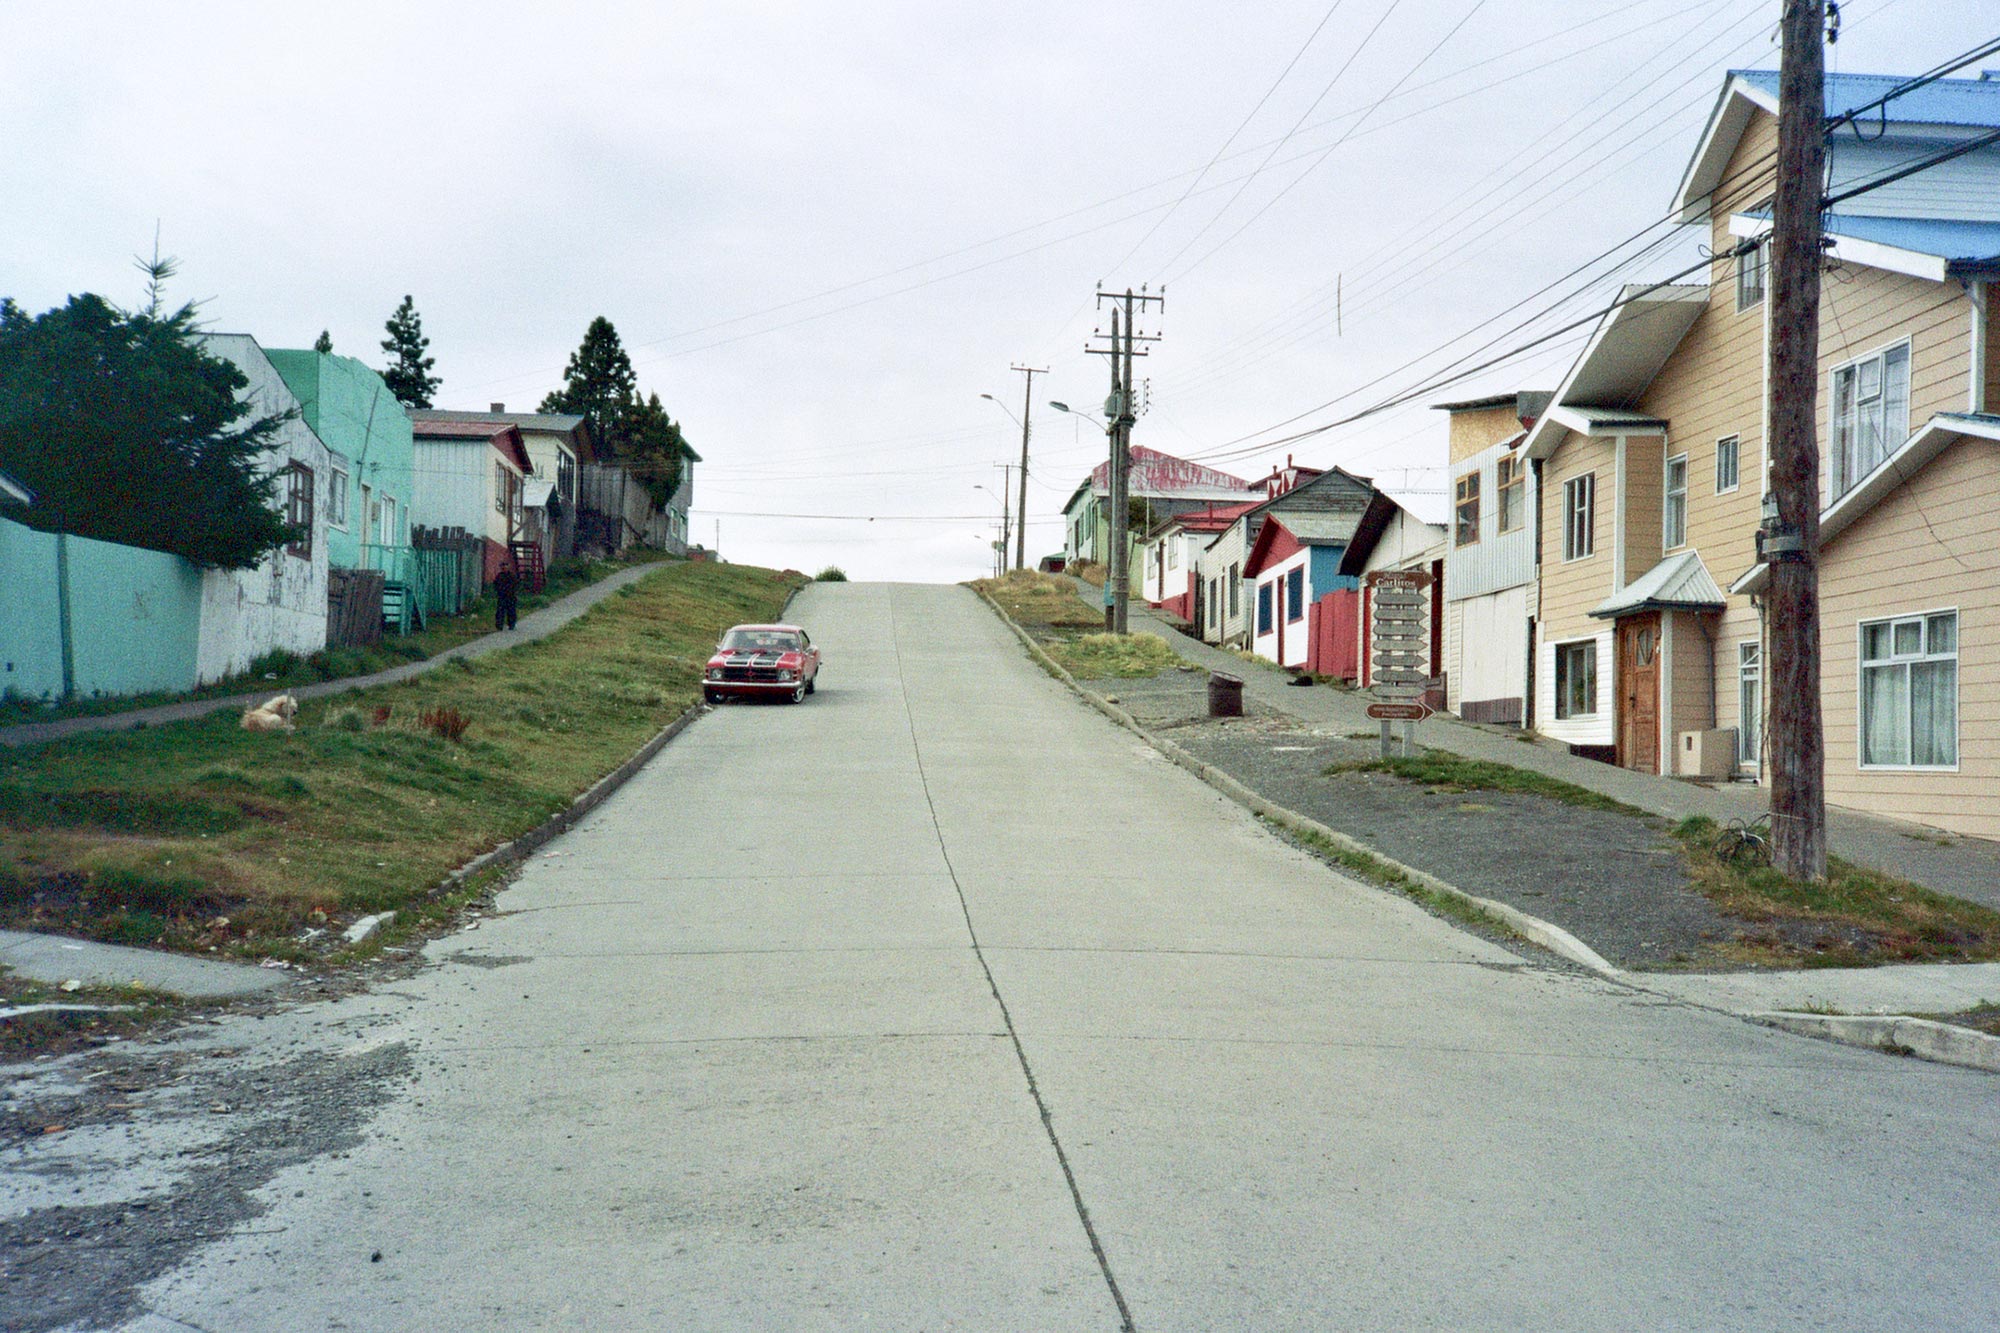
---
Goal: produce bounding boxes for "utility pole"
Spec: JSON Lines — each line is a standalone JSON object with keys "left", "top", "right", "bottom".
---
{"left": 1086, "top": 287, "right": 1163, "bottom": 634}
{"left": 995, "top": 463, "right": 1013, "bottom": 577}
{"left": 1010, "top": 364, "right": 1044, "bottom": 572}
{"left": 1764, "top": 0, "right": 1828, "bottom": 879}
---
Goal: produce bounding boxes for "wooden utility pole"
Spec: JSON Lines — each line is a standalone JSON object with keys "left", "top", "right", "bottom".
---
{"left": 1765, "top": 0, "right": 1828, "bottom": 879}
{"left": 1010, "top": 364, "right": 1044, "bottom": 572}
{"left": 1086, "top": 287, "right": 1163, "bottom": 634}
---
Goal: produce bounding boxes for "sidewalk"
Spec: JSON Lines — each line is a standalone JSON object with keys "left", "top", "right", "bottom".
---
{"left": 0, "top": 561, "right": 673, "bottom": 750}
{"left": 1124, "top": 599, "right": 2000, "bottom": 916}
{"left": 1026, "top": 585, "right": 2000, "bottom": 1057}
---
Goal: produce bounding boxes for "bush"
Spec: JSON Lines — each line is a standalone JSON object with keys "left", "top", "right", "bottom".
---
{"left": 420, "top": 705, "right": 471, "bottom": 742}
{"left": 813, "top": 565, "right": 849, "bottom": 582}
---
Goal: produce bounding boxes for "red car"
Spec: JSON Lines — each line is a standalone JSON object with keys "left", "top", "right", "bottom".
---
{"left": 703, "top": 623, "right": 822, "bottom": 704}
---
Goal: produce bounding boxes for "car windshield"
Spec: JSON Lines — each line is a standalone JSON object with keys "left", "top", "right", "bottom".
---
{"left": 720, "top": 629, "right": 800, "bottom": 652}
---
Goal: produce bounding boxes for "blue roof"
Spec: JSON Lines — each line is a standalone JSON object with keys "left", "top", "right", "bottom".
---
{"left": 1733, "top": 70, "right": 2000, "bottom": 129}
{"left": 1822, "top": 213, "right": 2000, "bottom": 270}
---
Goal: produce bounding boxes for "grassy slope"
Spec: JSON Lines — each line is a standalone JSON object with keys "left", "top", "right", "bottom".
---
{"left": 0, "top": 560, "right": 800, "bottom": 960}
{"left": 0, "top": 552, "right": 672, "bottom": 726}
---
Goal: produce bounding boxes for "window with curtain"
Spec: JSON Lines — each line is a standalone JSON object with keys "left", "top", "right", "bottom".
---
{"left": 1831, "top": 342, "right": 1910, "bottom": 499}
{"left": 1860, "top": 610, "right": 1957, "bottom": 767}
{"left": 283, "top": 462, "right": 314, "bottom": 559}
{"left": 1555, "top": 641, "right": 1597, "bottom": 718}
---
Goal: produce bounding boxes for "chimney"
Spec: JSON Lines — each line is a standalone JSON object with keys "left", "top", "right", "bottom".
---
{"left": 490, "top": 402, "right": 506, "bottom": 413}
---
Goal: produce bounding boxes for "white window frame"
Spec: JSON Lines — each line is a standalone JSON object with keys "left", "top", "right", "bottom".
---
{"left": 327, "top": 461, "right": 350, "bottom": 530}
{"left": 1735, "top": 237, "right": 1766, "bottom": 312}
{"left": 1554, "top": 639, "right": 1598, "bottom": 719}
{"left": 1496, "top": 455, "right": 1525, "bottom": 534}
{"left": 1714, "top": 435, "right": 1740, "bottom": 495}
{"left": 1664, "top": 453, "right": 1688, "bottom": 550}
{"left": 1737, "top": 640, "right": 1761, "bottom": 768}
{"left": 377, "top": 493, "right": 398, "bottom": 547}
{"left": 1830, "top": 338, "right": 1912, "bottom": 500}
{"left": 1562, "top": 473, "right": 1595, "bottom": 561}
{"left": 1858, "top": 607, "right": 1959, "bottom": 771}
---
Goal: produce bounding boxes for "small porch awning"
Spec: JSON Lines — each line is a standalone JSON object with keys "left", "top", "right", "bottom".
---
{"left": 1589, "top": 550, "right": 1726, "bottom": 619}
{"left": 522, "top": 478, "right": 556, "bottom": 510}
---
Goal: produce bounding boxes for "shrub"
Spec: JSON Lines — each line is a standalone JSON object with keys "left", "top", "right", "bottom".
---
{"left": 420, "top": 705, "right": 471, "bottom": 742}
{"left": 247, "top": 649, "right": 302, "bottom": 679}
{"left": 325, "top": 707, "right": 367, "bottom": 732}
{"left": 814, "top": 565, "right": 849, "bottom": 582}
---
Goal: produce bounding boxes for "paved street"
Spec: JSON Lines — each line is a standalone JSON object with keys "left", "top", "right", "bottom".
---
{"left": 69, "top": 582, "right": 2000, "bottom": 1329}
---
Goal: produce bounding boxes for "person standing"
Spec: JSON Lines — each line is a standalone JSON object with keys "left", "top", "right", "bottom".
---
{"left": 493, "top": 558, "right": 520, "bottom": 631}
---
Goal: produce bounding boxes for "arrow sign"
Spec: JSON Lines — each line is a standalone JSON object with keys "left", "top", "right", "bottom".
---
{"left": 1368, "top": 570, "right": 1431, "bottom": 588}
{"left": 1373, "top": 590, "right": 1428, "bottom": 606}
{"left": 1372, "top": 668, "right": 1431, "bottom": 686}
{"left": 1367, "top": 701, "right": 1433, "bottom": 721}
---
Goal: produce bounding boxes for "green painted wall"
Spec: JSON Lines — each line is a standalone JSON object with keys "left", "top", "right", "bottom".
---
{"left": 0, "top": 516, "right": 202, "bottom": 700}
{"left": 266, "top": 351, "right": 414, "bottom": 572}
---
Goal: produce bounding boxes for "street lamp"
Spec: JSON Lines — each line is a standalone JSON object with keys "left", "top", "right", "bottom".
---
{"left": 979, "top": 390, "right": 1036, "bottom": 573}
{"left": 973, "top": 483, "right": 1009, "bottom": 577}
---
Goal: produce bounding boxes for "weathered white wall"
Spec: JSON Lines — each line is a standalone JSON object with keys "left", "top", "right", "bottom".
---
{"left": 1456, "top": 585, "right": 1530, "bottom": 714}
{"left": 1536, "top": 627, "right": 1615, "bottom": 748}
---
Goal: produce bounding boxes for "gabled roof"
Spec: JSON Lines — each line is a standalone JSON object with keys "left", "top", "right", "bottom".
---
{"left": 1522, "top": 285, "right": 1707, "bottom": 461}
{"left": 1590, "top": 550, "right": 1726, "bottom": 619}
{"left": 418, "top": 408, "right": 600, "bottom": 462}
{"left": 1732, "top": 412, "right": 2000, "bottom": 595}
{"left": 408, "top": 414, "right": 533, "bottom": 473}
{"left": 1337, "top": 491, "right": 1448, "bottom": 576}
{"left": 1676, "top": 70, "right": 2000, "bottom": 222}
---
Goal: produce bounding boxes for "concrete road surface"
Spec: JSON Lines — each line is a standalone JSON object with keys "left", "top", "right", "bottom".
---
{"left": 112, "top": 583, "right": 1998, "bottom": 1330}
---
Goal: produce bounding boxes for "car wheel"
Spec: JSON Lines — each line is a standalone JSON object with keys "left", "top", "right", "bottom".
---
{"left": 788, "top": 683, "right": 807, "bottom": 704}
{"left": 805, "top": 677, "right": 816, "bottom": 695}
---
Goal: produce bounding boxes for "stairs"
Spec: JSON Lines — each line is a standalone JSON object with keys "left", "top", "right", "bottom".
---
{"left": 510, "top": 540, "right": 547, "bottom": 592}
{"left": 381, "top": 580, "right": 425, "bottom": 635}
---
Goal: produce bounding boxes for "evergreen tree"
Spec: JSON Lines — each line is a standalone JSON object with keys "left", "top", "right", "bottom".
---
{"left": 0, "top": 294, "right": 296, "bottom": 568}
{"left": 539, "top": 316, "right": 636, "bottom": 450}
{"left": 379, "top": 295, "right": 439, "bottom": 408}
{"left": 313, "top": 329, "right": 333, "bottom": 353}
{"left": 613, "top": 391, "right": 690, "bottom": 505}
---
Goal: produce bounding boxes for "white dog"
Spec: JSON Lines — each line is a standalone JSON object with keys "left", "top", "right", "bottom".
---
{"left": 240, "top": 693, "right": 299, "bottom": 733}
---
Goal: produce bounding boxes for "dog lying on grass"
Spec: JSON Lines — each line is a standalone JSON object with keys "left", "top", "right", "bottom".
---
{"left": 240, "top": 693, "right": 299, "bottom": 733}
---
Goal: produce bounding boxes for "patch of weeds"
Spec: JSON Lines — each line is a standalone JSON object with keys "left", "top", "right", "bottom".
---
{"left": 324, "top": 707, "right": 367, "bottom": 732}
{"left": 1671, "top": 816, "right": 2000, "bottom": 966}
{"left": 1324, "top": 750, "right": 1644, "bottom": 816}
{"left": 1047, "top": 632, "right": 1183, "bottom": 679}
{"left": 814, "top": 565, "right": 849, "bottom": 582}
{"left": 972, "top": 570, "right": 1101, "bottom": 630}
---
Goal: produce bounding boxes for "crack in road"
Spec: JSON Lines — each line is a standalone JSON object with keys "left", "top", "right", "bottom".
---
{"left": 887, "top": 585, "right": 1139, "bottom": 1333}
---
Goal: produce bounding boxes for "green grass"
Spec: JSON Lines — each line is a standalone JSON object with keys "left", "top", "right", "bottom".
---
{"left": 1046, "top": 632, "right": 1183, "bottom": 679}
{"left": 972, "top": 569, "right": 1102, "bottom": 629}
{"left": 0, "top": 560, "right": 801, "bottom": 962}
{"left": 0, "top": 551, "right": 672, "bottom": 726}
{"left": 1282, "top": 822, "right": 1523, "bottom": 941}
{"left": 1324, "top": 749, "right": 1646, "bottom": 816}
{"left": 1669, "top": 816, "right": 2000, "bottom": 967}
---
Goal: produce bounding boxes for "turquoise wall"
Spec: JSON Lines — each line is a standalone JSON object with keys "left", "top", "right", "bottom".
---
{"left": 266, "top": 351, "right": 415, "bottom": 571}
{"left": 0, "top": 516, "right": 202, "bottom": 701}
{"left": 1309, "top": 544, "right": 1357, "bottom": 592}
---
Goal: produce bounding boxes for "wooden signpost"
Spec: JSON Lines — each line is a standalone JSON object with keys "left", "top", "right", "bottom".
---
{"left": 1366, "top": 569, "right": 1433, "bottom": 756}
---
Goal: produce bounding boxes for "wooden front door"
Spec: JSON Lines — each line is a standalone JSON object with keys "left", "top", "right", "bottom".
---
{"left": 1617, "top": 612, "right": 1662, "bottom": 773}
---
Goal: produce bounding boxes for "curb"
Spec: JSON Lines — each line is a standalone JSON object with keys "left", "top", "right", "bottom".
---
{"left": 970, "top": 587, "right": 1620, "bottom": 977}
{"left": 1746, "top": 1012, "right": 2000, "bottom": 1073}
{"left": 434, "top": 701, "right": 707, "bottom": 895}
{"left": 973, "top": 587, "right": 2000, "bottom": 1077}
{"left": 434, "top": 575, "right": 803, "bottom": 897}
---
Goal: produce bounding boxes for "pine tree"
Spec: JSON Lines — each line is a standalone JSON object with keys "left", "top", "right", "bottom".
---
{"left": 614, "top": 391, "right": 690, "bottom": 505}
{"left": 539, "top": 316, "right": 636, "bottom": 450}
{"left": 379, "top": 295, "right": 439, "bottom": 408}
{"left": 314, "top": 330, "right": 333, "bottom": 353}
{"left": 0, "top": 294, "right": 296, "bottom": 568}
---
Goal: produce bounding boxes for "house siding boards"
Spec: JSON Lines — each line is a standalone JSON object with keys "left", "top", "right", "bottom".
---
{"left": 1535, "top": 433, "right": 1615, "bottom": 747}
{"left": 266, "top": 350, "right": 415, "bottom": 573}
{"left": 1817, "top": 439, "right": 2000, "bottom": 836}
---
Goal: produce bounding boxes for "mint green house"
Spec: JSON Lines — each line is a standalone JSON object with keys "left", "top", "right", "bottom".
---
{"left": 266, "top": 350, "right": 422, "bottom": 628}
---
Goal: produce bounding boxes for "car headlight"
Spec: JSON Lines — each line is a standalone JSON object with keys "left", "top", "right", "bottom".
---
{"left": 777, "top": 669, "right": 798, "bottom": 682}
{"left": 706, "top": 667, "right": 722, "bottom": 680}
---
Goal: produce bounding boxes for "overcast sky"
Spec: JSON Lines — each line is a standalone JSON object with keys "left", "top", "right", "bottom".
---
{"left": 3, "top": 0, "right": 1989, "bottom": 580}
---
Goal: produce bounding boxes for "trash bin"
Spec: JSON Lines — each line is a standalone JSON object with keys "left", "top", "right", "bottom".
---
{"left": 1207, "top": 670, "right": 1244, "bottom": 718}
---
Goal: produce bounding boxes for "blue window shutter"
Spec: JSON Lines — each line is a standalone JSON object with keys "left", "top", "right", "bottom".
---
{"left": 1257, "top": 584, "right": 1272, "bottom": 633}
{"left": 1287, "top": 568, "right": 1304, "bottom": 621}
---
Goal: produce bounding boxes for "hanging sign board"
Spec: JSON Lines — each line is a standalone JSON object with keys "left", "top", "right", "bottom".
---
{"left": 1367, "top": 701, "right": 1433, "bottom": 721}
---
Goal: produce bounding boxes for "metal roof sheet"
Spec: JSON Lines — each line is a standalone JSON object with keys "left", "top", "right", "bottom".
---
{"left": 1589, "top": 550, "right": 1726, "bottom": 619}
{"left": 1733, "top": 69, "right": 2000, "bottom": 129}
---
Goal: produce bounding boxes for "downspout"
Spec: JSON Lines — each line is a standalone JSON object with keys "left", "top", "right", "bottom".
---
{"left": 55, "top": 526, "right": 75, "bottom": 701}
{"left": 1965, "top": 277, "right": 1989, "bottom": 414}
